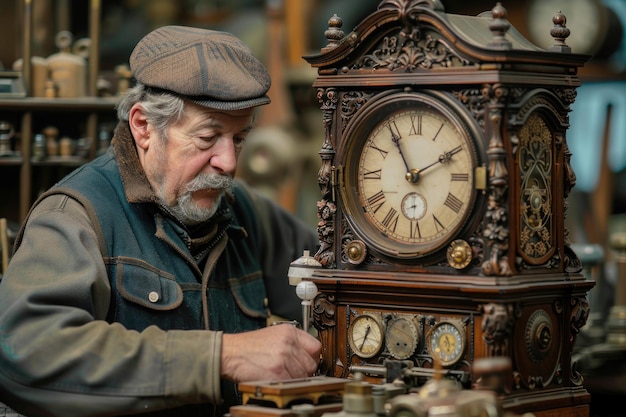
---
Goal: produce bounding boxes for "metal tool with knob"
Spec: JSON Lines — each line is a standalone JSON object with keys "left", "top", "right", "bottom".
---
{"left": 296, "top": 280, "right": 318, "bottom": 333}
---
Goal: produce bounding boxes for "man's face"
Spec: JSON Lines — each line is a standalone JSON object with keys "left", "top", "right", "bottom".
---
{"left": 141, "top": 102, "right": 255, "bottom": 224}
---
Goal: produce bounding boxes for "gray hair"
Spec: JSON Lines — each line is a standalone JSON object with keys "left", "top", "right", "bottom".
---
{"left": 115, "top": 83, "right": 186, "bottom": 140}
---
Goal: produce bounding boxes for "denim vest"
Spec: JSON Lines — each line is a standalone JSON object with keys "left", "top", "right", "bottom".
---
{"left": 37, "top": 152, "right": 269, "bottom": 415}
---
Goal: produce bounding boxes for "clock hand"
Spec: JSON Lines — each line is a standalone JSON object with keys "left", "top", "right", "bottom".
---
{"left": 407, "top": 145, "right": 463, "bottom": 183}
{"left": 388, "top": 122, "right": 411, "bottom": 176}
{"left": 407, "top": 196, "right": 419, "bottom": 215}
{"left": 359, "top": 324, "right": 372, "bottom": 350}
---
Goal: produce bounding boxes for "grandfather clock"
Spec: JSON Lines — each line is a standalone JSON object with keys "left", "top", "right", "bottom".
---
{"left": 303, "top": 1, "right": 593, "bottom": 416}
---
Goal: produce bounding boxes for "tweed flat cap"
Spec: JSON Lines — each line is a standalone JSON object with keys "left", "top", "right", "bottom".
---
{"left": 130, "top": 25, "right": 271, "bottom": 110}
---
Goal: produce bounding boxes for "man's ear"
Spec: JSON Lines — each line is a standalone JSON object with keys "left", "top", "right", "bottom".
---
{"left": 128, "top": 103, "right": 150, "bottom": 150}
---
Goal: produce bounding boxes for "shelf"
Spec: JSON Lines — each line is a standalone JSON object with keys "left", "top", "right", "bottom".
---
{"left": 0, "top": 0, "right": 112, "bottom": 224}
{"left": 0, "top": 156, "right": 23, "bottom": 166}
{"left": 31, "top": 156, "right": 90, "bottom": 167}
{"left": 0, "top": 156, "right": 90, "bottom": 168}
{"left": 0, "top": 102, "right": 116, "bottom": 222}
{"left": 0, "top": 97, "right": 118, "bottom": 112}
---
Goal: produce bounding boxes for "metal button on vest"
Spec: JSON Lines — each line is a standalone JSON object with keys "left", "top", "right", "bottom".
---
{"left": 148, "top": 291, "right": 160, "bottom": 303}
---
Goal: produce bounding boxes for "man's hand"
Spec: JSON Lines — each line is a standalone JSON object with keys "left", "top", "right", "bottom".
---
{"left": 221, "top": 324, "right": 322, "bottom": 382}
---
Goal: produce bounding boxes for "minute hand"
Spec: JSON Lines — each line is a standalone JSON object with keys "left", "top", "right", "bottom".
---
{"left": 408, "top": 145, "right": 463, "bottom": 182}
{"left": 389, "top": 123, "right": 411, "bottom": 174}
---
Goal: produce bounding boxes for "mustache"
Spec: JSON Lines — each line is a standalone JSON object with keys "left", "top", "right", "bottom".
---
{"left": 186, "top": 173, "right": 233, "bottom": 193}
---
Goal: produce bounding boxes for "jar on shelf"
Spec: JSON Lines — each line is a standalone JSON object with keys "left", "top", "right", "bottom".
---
{"left": 97, "top": 124, "right": 111, "bottom": 156}
{"left": 0, "top": 121, "right": 14, "bottom": 157}
{"left": 43, "top": 126, "right": 59, "bottom": 157}
{"left": 59, "top": 136, "right": 73, "bottom": 157}
{"left": 46, "top": 31, "right": 87, "bottom": 98}
{"left": 33, "top": 134, "right": 46, "bottom": 160}
{"left": 12, "top": 57, "right": 49, "bottom": 98}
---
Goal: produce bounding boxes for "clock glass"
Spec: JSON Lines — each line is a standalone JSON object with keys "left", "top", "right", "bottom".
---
{"left": 342, "top": 92, "right": 479, "bottom": 261}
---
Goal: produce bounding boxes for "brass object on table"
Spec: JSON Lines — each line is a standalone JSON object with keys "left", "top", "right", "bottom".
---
{"left": 229, "top": 402, "right": 342, "bottom": 417}
{"left": 238, "top": 376, "right": 348, "bottom": 409}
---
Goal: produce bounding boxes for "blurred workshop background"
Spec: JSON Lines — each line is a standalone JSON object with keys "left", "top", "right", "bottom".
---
{"left": 0, "top": 0, "right": 624, "bottom": 233}
{"left": 0, "top": 1, "right": 625, "bottom": 412}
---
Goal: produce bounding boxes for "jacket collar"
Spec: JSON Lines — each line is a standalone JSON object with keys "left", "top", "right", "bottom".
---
{"left": 111, "top": 121, "right": 161, "bottom": 204}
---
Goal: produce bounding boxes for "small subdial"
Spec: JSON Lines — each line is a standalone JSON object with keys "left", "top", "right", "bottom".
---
{"left": 426, "top": 320, "right": 466, "bottom": 367}
{"left": 348, "top": 314, "right": 384, "bottom": 358}
{"left": 385, "top": 315, "right": 419, "bottom": 360}
{"left": 401, "top": 192, "right": 427, "bottom": 221}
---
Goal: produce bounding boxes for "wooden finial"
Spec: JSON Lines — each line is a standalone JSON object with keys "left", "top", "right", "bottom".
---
{"left": 488, "top": 3, "right": 512, "bottom": 50}
{"left": 549, "top": 11, "right": 572, "bottom": 53}
{"left": 322, "top": 14, "right": 344, "bottom": 52}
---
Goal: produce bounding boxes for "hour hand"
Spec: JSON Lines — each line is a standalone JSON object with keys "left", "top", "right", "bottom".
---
{"left": 439, "top": 145, "right": 462, "bottom": 164}
{"left": 359, "top": 325, "right": 371, "bottom": 350}
{"left": 408, "top": 145, "right": 462, "bottom": 183}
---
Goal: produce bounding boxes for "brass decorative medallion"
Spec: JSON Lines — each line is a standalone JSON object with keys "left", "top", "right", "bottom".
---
{"left": 519, "top": 113, "right": 553, "bottom": 264}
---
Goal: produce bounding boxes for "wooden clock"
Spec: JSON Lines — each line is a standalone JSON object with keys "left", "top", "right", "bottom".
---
{"left": 303, "top": 1, "right": 594, "bottom": 416}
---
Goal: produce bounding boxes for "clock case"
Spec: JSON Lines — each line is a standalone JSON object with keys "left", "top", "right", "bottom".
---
{"left": 303, "top": 1, "right": 594, "bottom": 416}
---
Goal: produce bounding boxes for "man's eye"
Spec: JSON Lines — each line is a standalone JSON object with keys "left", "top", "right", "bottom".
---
{"left": 234, "top": 136, "right": 247, "bottom": 147}
{"left": 196, "top": 136, "right": 217, "bottom": 149}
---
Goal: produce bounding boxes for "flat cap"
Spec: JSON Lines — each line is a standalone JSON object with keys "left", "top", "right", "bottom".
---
{"left": 130, "top": 25, "right": 271, "bottom": 111}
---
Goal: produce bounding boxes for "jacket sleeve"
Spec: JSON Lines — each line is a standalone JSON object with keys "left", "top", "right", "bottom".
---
{"left": 238, "top": 182, "right": 319, "bottom": 322}
{"left": 0, "top": 194, "right": 223, "bottom": 417}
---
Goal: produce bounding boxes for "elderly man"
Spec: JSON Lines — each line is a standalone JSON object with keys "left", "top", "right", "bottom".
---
{"left": 0, "top": 26, "right": 321, "bottom": 417}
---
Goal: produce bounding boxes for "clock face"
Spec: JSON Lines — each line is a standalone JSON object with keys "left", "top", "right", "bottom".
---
{"left": 348, "top": 314, "right": 384, "bottom": 358}
{"left": 426, "top": 320, "right": 466, "bottom": 367}
{"left": 385, "top": 315, "right": 419, "bottom": 360}
{"left": 341, "top": 92, "right": 479, "bottom": 261}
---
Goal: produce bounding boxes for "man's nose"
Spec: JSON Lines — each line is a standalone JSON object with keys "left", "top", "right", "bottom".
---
{"left": 209, "top": 136, "right": 238, "bottom": 174}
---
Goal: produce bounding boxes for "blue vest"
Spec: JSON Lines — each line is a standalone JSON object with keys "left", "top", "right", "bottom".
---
{"left": 37, "top": 151, "right": 269, "bottom": 415}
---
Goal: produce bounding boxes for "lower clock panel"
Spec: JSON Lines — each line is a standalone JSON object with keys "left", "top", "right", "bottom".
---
{"left": 339, "top": 306, "right": 476, "bottom": 385}
{"left": 309, "top": 269, "right": 593, "bottom": 415}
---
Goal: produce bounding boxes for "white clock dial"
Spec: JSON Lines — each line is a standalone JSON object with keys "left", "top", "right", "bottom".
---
{"left": 341, "top": 91, "right": 480, "bottom": 261}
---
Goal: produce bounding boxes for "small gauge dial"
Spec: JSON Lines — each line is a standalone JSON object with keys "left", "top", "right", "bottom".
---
{"left": 401, "top": 192, "right": 427, "bottom": 221}
{"left": 348, "top": 314, "right": 384, "bottom": 358}
{"left": 426, "top": 320, "right": 466, "bottom": 366}
{"left": 385, "top": 315, "right": 419, "bottom": 360}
